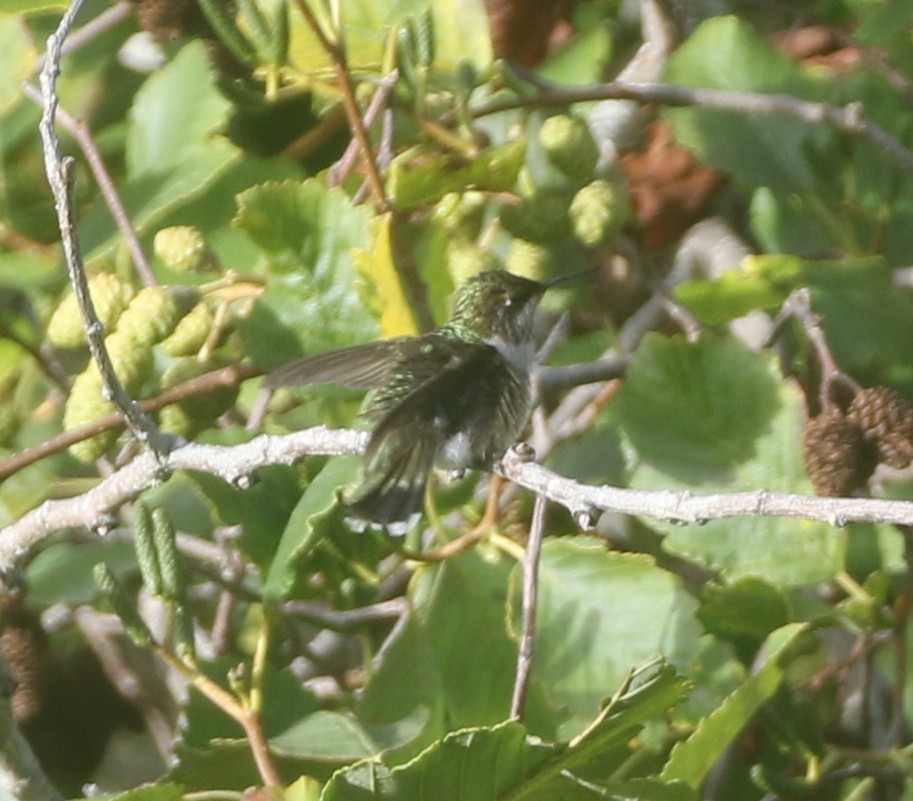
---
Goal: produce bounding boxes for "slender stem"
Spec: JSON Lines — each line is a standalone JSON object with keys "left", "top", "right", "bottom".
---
{"left": 0, "top": 363, "right": 260, "bottom": 482}
{"left": 292, "top": 0, "right": 387, "bottom": 209}
{"left": 510, "top": 492, "right": 547, "bottom": 720}
{"left": 470, "top": 79, "right": 913, "bottom": 180}
{"left": 890, "top": 526, "right": 913, "bottom": 746}
{"left": 161, "top": 651, "right": 282, "bottom": 787}
{"left": 22, "top": 83, "right": 155, "bottom": 287}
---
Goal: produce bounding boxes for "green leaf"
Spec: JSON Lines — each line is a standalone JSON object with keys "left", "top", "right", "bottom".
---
{"left": 0, "top": 0, "right": 65, "bottom": 10}
{"left": 697, "top": 577, "right": 790, "bottom": 662}
{"left": 0, "top": 14, "right": 36, "bottom": 114}
{"left": 357, "top": 615, "right": 446, "bottom": 761}
{"left": 0, "top": 249, "right": 60, "bottom": 294}
{"left": 324, "top": 661, "right": 690, "bottom": 801}
{"left": 661, "top": 623, "right": 809, "bottom": 787}
{"left": 387, "top": 139, "right": 525, "bottom": 211}
{"left": 189, "top": 466, "right": 303, "bottom": 570}
{"left": 516, "top": 538, "right": 702, "bottom": 738}
{"left": 812, "top": 285, "right": 913, "bottom": 390}
{"left": 616, "top": 334, "right": 843, "bottom": 586}
{"left": 87, "top": 783, "right": 184, "bottom": 801}
{"left": 80, "top": 42, "right": 240, "bottom": 258}
{"left": 262, "top": 455, "right": 360, "bottom": 601}
{"left": 235, "top": 179, "right": 377, "bottom": 369}
{"left": 674, "top": 254, "right": 892, "bottom": 325}
{"left": 663, "top": 16, "right": 822, "bottom": 193}
{"left": 411, "top": 547, "right": 525, "bottom": 729}
{"left": 272, "top": 711, "right": 378, "bottom": 761}
{"left": 286, "top": 0, "right": 492, "bottom": 72}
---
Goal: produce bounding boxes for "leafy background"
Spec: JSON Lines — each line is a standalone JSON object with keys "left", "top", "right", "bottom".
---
{"left": 2, "top": 0, "right": 913, "bottom": 799}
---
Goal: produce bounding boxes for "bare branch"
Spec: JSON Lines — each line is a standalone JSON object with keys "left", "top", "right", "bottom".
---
{"left": 510, "top": 491, "right": 547, "bottom": 720}
{"left": 22, "top": 83, "right": 156, "bottom": 287}
{"left": 471, "top": 79, "right": 913, "bottom": 180}
{"left": 7, "top": 425, "right": 913, "bottom": 573}
{"left": 38, "top": 0, "right": 165, "bottom": 458}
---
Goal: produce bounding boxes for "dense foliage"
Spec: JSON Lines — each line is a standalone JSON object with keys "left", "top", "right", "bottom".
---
{"left": 3, "top": 0, "right": 913, "bottom": 799}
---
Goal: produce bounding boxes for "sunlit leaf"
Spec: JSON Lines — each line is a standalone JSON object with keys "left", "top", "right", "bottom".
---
{"left": 663, "top": 16, "right": 822, "bottom": 193}
{"left": 616, "top": 334, "right": 843, "bottom": 586}
{"left": 80, "top": 42, "right": 240, "bottom": 258}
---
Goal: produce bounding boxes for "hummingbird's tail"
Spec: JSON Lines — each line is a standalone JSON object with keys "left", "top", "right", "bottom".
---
{"left": 345, "top": 431, "right": 436, "bottom": 526}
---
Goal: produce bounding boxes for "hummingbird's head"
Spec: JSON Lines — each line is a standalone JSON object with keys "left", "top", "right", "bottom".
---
{"left": 450, "top": 270, "right": 546, "bottom": 344}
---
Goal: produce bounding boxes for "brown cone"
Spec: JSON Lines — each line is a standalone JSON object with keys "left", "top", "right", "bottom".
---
{"left": 802, "top": 411, "right": 877, "bottom": 496}
{"left": 847, "top": 387, "right": 913, "bottom": 469}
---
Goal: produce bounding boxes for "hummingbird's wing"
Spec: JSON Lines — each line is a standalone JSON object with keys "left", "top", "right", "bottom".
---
{"left": 347, "top": 340, "right": 502, "bottom": 524}
{"left": 263, "top": 340, "right": 407, "bottom": 390}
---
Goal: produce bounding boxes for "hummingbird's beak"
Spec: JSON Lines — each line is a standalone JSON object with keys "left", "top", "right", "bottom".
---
{"left": 543, "top": 266, "right": 597, "bottom": 289}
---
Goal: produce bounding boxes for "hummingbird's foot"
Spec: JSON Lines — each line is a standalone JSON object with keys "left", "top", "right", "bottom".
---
{"left": 508, "top": 441, "right": 537, "bottom": 463}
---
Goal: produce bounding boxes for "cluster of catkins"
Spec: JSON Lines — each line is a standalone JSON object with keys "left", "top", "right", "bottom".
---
{"left": 444, "top": 113, "right": 629, "bottom": 285}
{"left": 46, "top": 227, "right": 236, "bottom": 463}
{"left": 803, "top": 387, "right": 913, "bottom": 496}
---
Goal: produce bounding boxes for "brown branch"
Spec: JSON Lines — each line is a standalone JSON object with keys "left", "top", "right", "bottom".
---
{"left": 160, "top": 650, "right": 282, "bottom": 787}
{"left": 0, "top": 363, "right": 261, "bottom": 482}
{"left": 292, "top": 0, "right": 387, "bottom": 209}
{"left": 470, "top": 79, "right": 913, "bottom": 180}
{"left": 23, "top": 82, "right": 156, "bottom": 287}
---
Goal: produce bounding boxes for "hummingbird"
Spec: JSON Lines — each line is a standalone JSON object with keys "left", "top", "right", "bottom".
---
{"left": 264, "top": 270, "right": 552, "bottom": 526}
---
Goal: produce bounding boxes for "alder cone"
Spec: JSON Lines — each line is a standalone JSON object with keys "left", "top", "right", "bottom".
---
{"left": 802, "top": 412, "right": 877, "bottom": 496}
{"left": 847, "top": 387, "right": 913, "bottom": 469}
{"left": 135, "top": 0, "right": 209, "bottom": 42}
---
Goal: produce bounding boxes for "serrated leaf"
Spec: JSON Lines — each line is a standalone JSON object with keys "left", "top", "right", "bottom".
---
{"left": 263, "top": 455, "right": 360, "bottom": 600}
{"left": 80, "top": 42, "right": 240, "bottom": 258}
{"left": 324, "top": 661, "right": 690, "bottom": 801}
{"left": 516, "top": 538, "right": 701, "bottom": 738}
{"left": 388, "top": 139, "right": 525, "bottom": 211}
{"left": 661, "top": 623, "right": 808, "bottom": 787}
{"left": 663, "top": 16, "right": 821, "bottom": 193}
{"left": 616, "top": 334, "right": 843, "bottom": 586}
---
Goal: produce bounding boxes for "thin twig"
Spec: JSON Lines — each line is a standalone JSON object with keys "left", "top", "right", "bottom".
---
{"left": 329, "top": 69, "right": 399, "bottom": 188}
{"left": 159, "top": 650, "right": 282, "bottom": 787}
{"left": 38, "top": 4, "right": 164, "bottom": 458}
{"left": 470, "top": 79, "right": 913, "bottom": 180}
{"left": 292, "top": 0, "right": 387, "bottom": 209}
{"left": 32, "top": 0, "right": 134, "bottom": 74}
{"left": 765, "top": 288, "right": 861, "bottom": 410}
{"left": 0, "top": 363, "right": 260, "bottom": 482}
{"left": 22, "top": 82, "right": 156, "bottom": 287}
{"left": 510, "top": 492, "right": 547, "bottom": 720}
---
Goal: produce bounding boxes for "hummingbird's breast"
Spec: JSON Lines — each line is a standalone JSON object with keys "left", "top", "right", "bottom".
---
{"left": 435, "top": 353, "right": 533, "bottom": 471}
